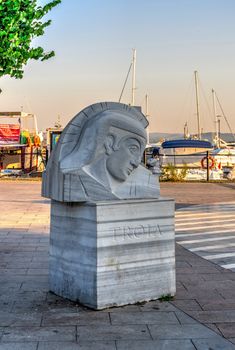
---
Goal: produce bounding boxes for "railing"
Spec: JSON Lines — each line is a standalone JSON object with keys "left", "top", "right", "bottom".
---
{"left": 1, "top": 147, "right": 235, "bottom": 181}
{"left": 157, "top": 151, "right": 235, "bottom": 181}
{"left": 0, "top": 147, "right": 45, "bottom": 176}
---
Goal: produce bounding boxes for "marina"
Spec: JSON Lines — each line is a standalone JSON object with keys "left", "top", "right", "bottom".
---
{"left": 145, "top": 71, "right": 235, "bottom": 181}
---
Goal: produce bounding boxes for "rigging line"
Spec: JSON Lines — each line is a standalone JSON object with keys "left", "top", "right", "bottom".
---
{"left": 215, "top": 91, "right": 235, "bottom": 140}
{"left": 187, "top": 79, "right": 195, "bottom": 132}
{"left": 175, "top": 75, "right": 194, "bottom": 133}
{"left": 197, "top": 78, "right": 214, "bottom": 128}
{"left": 140, "top": 94, "right": 147, "bottom": 109}
{"left": 118, "top": 62, "right": 132, "bottom": 103}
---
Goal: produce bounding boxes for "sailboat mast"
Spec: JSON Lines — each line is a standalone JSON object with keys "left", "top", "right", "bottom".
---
{"left": 194, "top": 70, "right": 201, "bottom": 139}
{"left": 131, "top": 49, "right": 136, "bottom": 106}
{"left": 212, "top": 89, "right": 219, "bottom": 145}
{"left": 145, "top": 94, "right": 150, "bottom": 144}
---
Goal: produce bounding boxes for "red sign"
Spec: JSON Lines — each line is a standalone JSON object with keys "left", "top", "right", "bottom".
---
{"left": 0, "top": 124, "right": 20, "bottom": 144}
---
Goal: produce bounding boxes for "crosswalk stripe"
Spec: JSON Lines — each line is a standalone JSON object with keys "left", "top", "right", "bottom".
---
{"left": 176, "top": 215, "right": 235, "bottom": 226}
{"left": 176, "top": 206, "right": 235, "bottom": 212}
{"left": 190, "top": 243, "right": 235, "bottom": 252}
{"left": 179, "top": 235, "right": 235, "bottom": 245}
{"left": 176, "top": 222, "right": 235, "bottom": 232}
{"left": 202, "top": 252, "right": 235, "bottom": 260}
{"left": 176, "top": 209, "right": 235, "bottom": 217}
{"left": 176, "top": 201, "right": 235, "bottom": 271}
{"left": 176, "top": 221, "right": 235, "bottom": 228}
{"left": 176, "top": 228, "right": 235, "bottom": 238}
{"left": 176, "top": 216, "right": 235, "bottom": 225}
{"left": 179, "top": 201, "right": 234, "bottom": 212}
{"left": 221, "top": 263, "right": 235, "bottom": 269}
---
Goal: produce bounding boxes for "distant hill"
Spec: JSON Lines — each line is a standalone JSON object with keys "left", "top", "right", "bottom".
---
{"left": 150, "top": 132, "right": 235, "bottom": 144}
{"left": 202, "top": 133, "right": 235, "bottom": 143}
{"left": 149, "top": 133, "right": 182, "bottom": 143}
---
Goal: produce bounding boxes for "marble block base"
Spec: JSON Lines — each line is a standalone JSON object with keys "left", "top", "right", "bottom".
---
{"left": 49, "top": 198, "right": 175, "bottom": 310}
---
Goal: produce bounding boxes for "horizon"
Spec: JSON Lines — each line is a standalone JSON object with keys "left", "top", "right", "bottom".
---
{"left": 150, "top": 131, "right": 234, "bottom": 135}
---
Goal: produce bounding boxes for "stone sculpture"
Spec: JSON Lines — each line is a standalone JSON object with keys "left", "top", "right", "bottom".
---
{"left": 42, "top": 102, "right": 160, "bottom": 202}
{"left": 42, "top": 102, "right": 175, "bottom": 310}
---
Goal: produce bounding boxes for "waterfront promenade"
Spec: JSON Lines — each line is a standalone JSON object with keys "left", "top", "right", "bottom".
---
{"left": 0, "top": 181, "right": 235, "bottom": 349}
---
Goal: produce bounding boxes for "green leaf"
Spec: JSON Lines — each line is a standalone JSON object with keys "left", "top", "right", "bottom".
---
{"left": 0, "top": 0, "right": 61, "bottom": 79}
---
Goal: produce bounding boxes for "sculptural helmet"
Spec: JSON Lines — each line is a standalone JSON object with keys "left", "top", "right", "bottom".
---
{"left": 42, "top": 102, "right": 159, "bottom": 202}
{"left": 60, "top": 109, "right": 147, "bottom": 182}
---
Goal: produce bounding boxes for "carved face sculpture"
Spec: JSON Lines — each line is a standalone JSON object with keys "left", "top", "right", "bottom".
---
{"left": 42, "top": 102, "right": 161, "bottom": 202}
{"left": 106, "top": 136, "right": 145, "bottom": 181}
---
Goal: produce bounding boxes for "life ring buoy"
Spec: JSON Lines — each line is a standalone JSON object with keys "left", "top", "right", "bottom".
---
{"left": 201, "top": 156, "right": 214, "bottom": 169}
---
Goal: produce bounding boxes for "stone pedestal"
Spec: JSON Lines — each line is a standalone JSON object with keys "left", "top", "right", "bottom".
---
{"left": 49, "top": 198, "right": 175, "bottom": 310}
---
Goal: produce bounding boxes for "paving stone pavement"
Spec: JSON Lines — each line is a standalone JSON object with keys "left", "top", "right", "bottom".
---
{"left": 0, "top": 180, "right": 235, "bottom": 349}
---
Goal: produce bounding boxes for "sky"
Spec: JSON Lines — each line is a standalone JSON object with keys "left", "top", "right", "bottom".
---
{"left": 1, "top": 0, "right": 235, "bottom": 134}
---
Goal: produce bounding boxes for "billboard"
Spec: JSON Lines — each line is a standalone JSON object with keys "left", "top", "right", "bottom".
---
{"left": 0, "top": 124, "right": 20, "bottom": 144}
